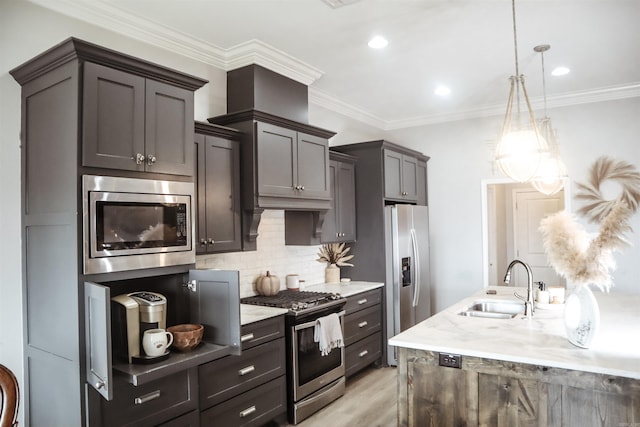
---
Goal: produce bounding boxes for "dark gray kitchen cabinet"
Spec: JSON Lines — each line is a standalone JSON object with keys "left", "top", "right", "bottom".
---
{"left": 208, "top": 110, "right": 335, "bottom": 250}
{"left": 384, "top": 148, "right": 419, "bottom": 202}
{"left": 285, "top": 150, "right": 357, "bottom": 245}
{"left": 344, "top": 288, "right": 383, "bottom": 378}
{"left": 417, "top": 159, "right": 428, "bottom": 206}
{"left": 91, "top": 368, "right": 199, "bottom": 427}
{"left": 199, "top": 315, "right": 287, "bottom": 426}
{"left": 256, "top": 121, "right": 330, "bottom": 201}
{"left": 194, "top": 122, "right": 242, "bottom": 254}
{"left": 323, "top": 151, "right": 357, "bottom": 243}
{"left": 10, "top": 37, "right": 206, "bottom": 427}
{"left": 83, "top": 61, "right": 196, "bottom": 176}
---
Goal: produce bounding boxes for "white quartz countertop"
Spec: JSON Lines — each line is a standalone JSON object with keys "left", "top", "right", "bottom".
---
{"left": 389, "top": 286, "right": 640, "bottom": 380}
{"left": 304, "top": 280, "right": 384, "bottom": 297}
{"left": 240, "top": 304, "right": 288, "bottom": 326}
{"left": 240, "top": 281, "right": 383, "bottom": 324}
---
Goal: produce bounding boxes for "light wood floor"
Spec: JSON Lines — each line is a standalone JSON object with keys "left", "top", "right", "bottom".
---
{"left": 289, "top": 366, "right": 398, "bottom": 427}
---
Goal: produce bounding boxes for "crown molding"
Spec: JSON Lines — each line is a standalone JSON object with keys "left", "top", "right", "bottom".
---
{"left": 27, "top": 0, "right": 640, "bottom": 131}
{"left": 26, "top": 0, "right": 323, "bottom": 85}
{"left": 315, "top": 82, "right": 640, "bottom": 131}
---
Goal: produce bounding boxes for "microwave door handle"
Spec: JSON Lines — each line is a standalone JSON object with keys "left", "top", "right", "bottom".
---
{"left": 411, "top": 228, "right": 420, "bottom": 308}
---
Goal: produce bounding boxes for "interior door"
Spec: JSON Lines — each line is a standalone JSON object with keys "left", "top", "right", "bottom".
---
{"left": 513, "top": 189, "right": 565, "bottom": 287}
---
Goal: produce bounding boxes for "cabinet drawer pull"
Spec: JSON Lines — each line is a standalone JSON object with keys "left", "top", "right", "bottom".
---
{"left": 359, "top": 350, "right": 369, "bottom": 358}
{"left": 358, "top": 321, "right": 368, "bottom": 328}
{"left": 239, "top": 405, "right": 256, "bottom": 418}
{"left": 238, "top": 365, "right": 256, "bottom": 376}
{"left": 241, "top": 333, "right": 254, "bottom": 342}
{"left": 134, "top": 390, "right": 161, "bottom": 405}
{"left": 357, "top": 298, "right": 368, "bottom": 305}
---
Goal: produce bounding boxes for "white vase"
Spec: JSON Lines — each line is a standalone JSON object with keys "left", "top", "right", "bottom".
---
{"left": 564, "top": 285, "right": 600, "bottom": 348}
{"left": 325, "top": 263, "right": 340, "bottom": 284}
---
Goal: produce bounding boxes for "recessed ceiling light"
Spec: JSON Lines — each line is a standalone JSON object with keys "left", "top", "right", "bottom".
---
{"left": 368, "top": 36, "right": 388, "bottom": 49}
{"left": 552, "top": 66, "right": 570, "bottom": 76}
{"left": 434, "top": 85, "right": 451, "bottom": 96}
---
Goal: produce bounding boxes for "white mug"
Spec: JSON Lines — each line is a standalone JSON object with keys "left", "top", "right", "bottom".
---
{"left": 286, "top": 274, "right": 300, "bottom": 290}
{"left": 143, "top": 328, "right": 173, "bottom": 357}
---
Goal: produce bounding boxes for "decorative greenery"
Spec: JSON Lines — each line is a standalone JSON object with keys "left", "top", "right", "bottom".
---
{"left": 540, "top": 157, "right": 640, "bottom": 291}
{"left": 316, "top": 243, "right": 354, "bottom": 267}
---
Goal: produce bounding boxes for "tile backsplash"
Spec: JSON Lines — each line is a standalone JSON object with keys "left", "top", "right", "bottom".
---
{"left": 196, "top": 210, "right": 327, "bottom": 297}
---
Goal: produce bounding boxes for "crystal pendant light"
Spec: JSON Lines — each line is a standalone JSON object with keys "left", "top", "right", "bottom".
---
{"left": 495, "top": 0, "right": 549, "bottom": 182}
{"left": 530, "top": 44, "right": 567, "bottom": 195}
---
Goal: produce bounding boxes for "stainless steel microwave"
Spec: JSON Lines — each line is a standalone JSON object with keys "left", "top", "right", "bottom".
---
{"left": 82, "top": 175, "right": 195, "bottom": 274}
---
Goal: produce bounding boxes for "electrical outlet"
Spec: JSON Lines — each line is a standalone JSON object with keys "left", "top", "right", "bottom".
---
{"left": 438, "top": 353, "right": 462, "bottom": 369}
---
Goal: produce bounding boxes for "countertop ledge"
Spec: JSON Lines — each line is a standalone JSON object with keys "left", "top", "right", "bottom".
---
{"left": 389, "top": 286, "right": 640, "bottom": 380}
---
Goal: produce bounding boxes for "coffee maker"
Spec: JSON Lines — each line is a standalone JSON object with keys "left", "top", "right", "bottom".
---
{"left": 111, "top": 291, "right": 168, "bottom": 363}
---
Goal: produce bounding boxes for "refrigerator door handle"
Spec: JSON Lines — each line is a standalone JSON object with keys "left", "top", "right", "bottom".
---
{"left": 411, "top": 228, "right": 420, "bottom": 307}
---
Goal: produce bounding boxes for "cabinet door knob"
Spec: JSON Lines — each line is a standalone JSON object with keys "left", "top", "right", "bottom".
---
{"left": 300, "top": 185, "right": 305, "bottom": 191}
{"left": 135, "top": 153, "right": 145, "bottom": 165}
{"left": 208, "top": 238, "right": 215, "bottom": 245}
{"left": 147, "top": 154, "right": 157, "bottom": 165}
{"left": 95, "top": 381, "right": 105, "bottom": 390}
{"left": 199, "top": 238, "right": 207, "bottom": 245}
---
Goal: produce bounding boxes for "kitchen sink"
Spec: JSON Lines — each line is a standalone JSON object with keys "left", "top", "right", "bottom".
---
{"left": 458, "top": 299, "right": 524, "bottom": 319}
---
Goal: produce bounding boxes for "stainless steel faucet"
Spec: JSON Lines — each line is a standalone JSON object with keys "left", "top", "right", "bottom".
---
{"left": 503, "top": 259, "right": 534, "bottom": 318}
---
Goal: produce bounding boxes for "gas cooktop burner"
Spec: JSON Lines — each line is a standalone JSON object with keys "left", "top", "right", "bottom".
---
{"left": 241, "top": 290, "right": 344, "bottom": 313}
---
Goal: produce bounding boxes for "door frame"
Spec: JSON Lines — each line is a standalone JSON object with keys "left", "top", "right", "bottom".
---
{"left": 482, "top": 178, "right": 572, "bottom": 288}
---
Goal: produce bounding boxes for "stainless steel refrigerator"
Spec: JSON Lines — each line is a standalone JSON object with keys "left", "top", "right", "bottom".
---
{"left": 384, "top": 204, "right": 431, "bottom": 366}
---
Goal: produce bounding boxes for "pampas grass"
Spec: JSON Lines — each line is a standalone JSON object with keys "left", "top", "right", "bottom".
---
{"left": 539, "top": 157, "right": 640, "bottom": 292}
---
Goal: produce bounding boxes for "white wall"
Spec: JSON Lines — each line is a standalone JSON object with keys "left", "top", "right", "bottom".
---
{"left": 2, "top": 2, "right": 640, "bottom": 425}
{"left": 386, "top": 97, "right": 640, "bottom": 312}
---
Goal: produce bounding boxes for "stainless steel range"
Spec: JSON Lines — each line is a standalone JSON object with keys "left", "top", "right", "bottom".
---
{"left": 241, "top": 290, "right": 347, "bottom": 424}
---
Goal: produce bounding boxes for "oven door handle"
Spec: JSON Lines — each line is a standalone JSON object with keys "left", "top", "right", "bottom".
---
{"left": 294, "top": 310, "right": 345, "bottom": 331}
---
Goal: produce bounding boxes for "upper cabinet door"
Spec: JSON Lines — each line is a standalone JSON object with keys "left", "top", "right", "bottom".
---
{"left": 383, "top": 148, "right": 418, "bottom": 202}
{"left": 145, "top": 80, "right": 194, "bottom": 176}
{"left": 296, "top": 132, "right": 330, "bottom": 199}
{"left": 337, "top": 160, "right": 356, "bottom": 241}
{"left": 401, "top": 155, "right": 418, "bottom": 201}
{"left": 83, "top": 61, "right": 195, "bottom": 176}
{"left": 383, "top": 149, "right": 404, "bottom": 200}
{"left": 256, "top": 122, "right": 297, "bottom": 197}
{"left": 203, "top": 136, "right": 242, "bottom": 252}
{"left": 83, "top": 62, "right": 145, "bottom": 171}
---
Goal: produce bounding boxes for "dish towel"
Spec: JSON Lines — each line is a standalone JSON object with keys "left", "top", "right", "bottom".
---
{"left": 314, "top": 313, "right": 343, "bottom": 356}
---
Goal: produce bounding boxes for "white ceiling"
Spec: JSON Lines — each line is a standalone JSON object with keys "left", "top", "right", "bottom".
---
{"left": 30, "top": 0, "right": 640, "bottom": 130}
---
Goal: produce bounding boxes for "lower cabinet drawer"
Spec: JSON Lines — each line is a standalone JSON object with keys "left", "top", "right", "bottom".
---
{"left": 99, "top": 368, "right": 198, "bottom": 427}
{"left": 344, "top": 304, "right": 382, "bottom": 346}
{"left": 199, "top": 337, "right": 285, "bottom": 409}
{"left": 159, "top": 409, "right": 199, "bottom": 427}
{"left": 345, "top": 332, "right": 382, "bottom": 378}
{"left": 200, "top": 376, "right": 287, "bottom": 427}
